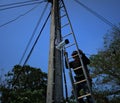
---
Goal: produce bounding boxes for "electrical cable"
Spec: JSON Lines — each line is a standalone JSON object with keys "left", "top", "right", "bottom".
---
{"left": 62, "top": 50, "right": 69, "bottom": 102}
{"left": 19, "top": 2, "right": 49, "bottom": 65}
{"left": 0, "top": 0, "right": 45, "bottom": 11}
{"left": 74, "top": 0, "right": 120, "bottom": 32}
{"left": 23, "top": 11, "right": 50, "bottom": 66}
{"left": 12, "top": 11, "right": 51, "bottom": 87}
{"left": 0, "top": 5, "right": 39, "bottom": 28}
{"left": 0, "top": 0, "right": 41, "bottom": 7}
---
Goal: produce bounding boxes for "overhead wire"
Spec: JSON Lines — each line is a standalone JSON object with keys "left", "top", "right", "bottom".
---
{"left": 23, "top": 11, "right": 51, "bottom": 66}
{"left": 0, "top": 0, "right": 42, "bottom": 7}
{"left": 19, "top": 2, "right": 49, "bottom": 65}
{"left": 74, "top": 0, "right": 120, "bottom": 32}
{"left": 0, "top": 5, "right": 39, "bottom": 28}
{"left": 12, "top": 9, "right": 51, "bottom": 87}
{"left": 0, "top": 0, "right": 45, "bottom": 11}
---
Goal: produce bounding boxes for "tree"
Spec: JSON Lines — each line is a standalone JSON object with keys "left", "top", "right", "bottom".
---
{"left": 89, "top": 25, "right": 120, "bottom": 102}
{"left": 0, "top": 65, "right": 47, "bottom": 103}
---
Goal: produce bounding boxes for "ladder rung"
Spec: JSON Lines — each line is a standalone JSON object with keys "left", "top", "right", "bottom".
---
{"left": 61, "top": 23, "right": 69, "bottom": 28}
{"left": 68, "top": 54, "right": 78, "bottom": 60}
{"left": 73, "top": 66, "right": 82, "bottom": 71}
{"left": 60, "top": 14, "right": 66, "bottom": 19}
{"left": 74, "top": 79, "right": 86, "bottom": 85}
{"left": 59, "top": 1, "right": 62, "bottom": 6}
{"left": 62, "top": 32, "right": 73, "bottom": 38}
{"left": 78, "top": 93, "right": 91, "bottom": 99}
{"left": 59, "top": 5, "right": 64, "bottom": 9}
{"left": 59, "top": 1, "right": 65, "bottom": 11}
{"left": 65, "top": 43, "right": 75, "bottom": 48}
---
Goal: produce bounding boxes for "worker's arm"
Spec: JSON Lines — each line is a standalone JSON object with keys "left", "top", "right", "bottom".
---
{"left": 82, "top": 53, "right": 90, "bottom": 65}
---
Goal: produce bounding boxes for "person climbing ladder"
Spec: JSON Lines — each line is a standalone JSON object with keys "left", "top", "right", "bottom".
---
{"left": 64, "top": 49, "right": 93, "bottom": 103}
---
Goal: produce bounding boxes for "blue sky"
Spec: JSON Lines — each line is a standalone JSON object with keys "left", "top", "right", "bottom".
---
{"left": 0, "top": 0, "right": 120, "bottom": 77}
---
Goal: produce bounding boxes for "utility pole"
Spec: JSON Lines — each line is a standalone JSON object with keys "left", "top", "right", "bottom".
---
{"left": 46, "top": 0, "right": 63, "bottom": 103}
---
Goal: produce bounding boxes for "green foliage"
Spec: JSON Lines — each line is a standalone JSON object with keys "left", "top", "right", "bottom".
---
{"left": 89, "top": 26, "right": 120, "bottom": 102}
{"left": 0, "top": 65, "right": 47, "bottom": 103}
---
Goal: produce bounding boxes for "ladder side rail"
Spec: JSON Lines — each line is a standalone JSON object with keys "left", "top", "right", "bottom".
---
{"left": 61, "top": 0, "right": 79, "bottom": 49}
{"left": 61, "top": 0, "right": 91, "bottom": 90}
{"left": 59, "top": 1, "right": 78, "bottom": 101}
{"left": 61, "top": 1, "right": 95, "bottom": 102}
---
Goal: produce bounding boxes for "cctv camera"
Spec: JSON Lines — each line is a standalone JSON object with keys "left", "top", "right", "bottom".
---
{"left": 56, "top": 39, "right": 69, "bottom": 50}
